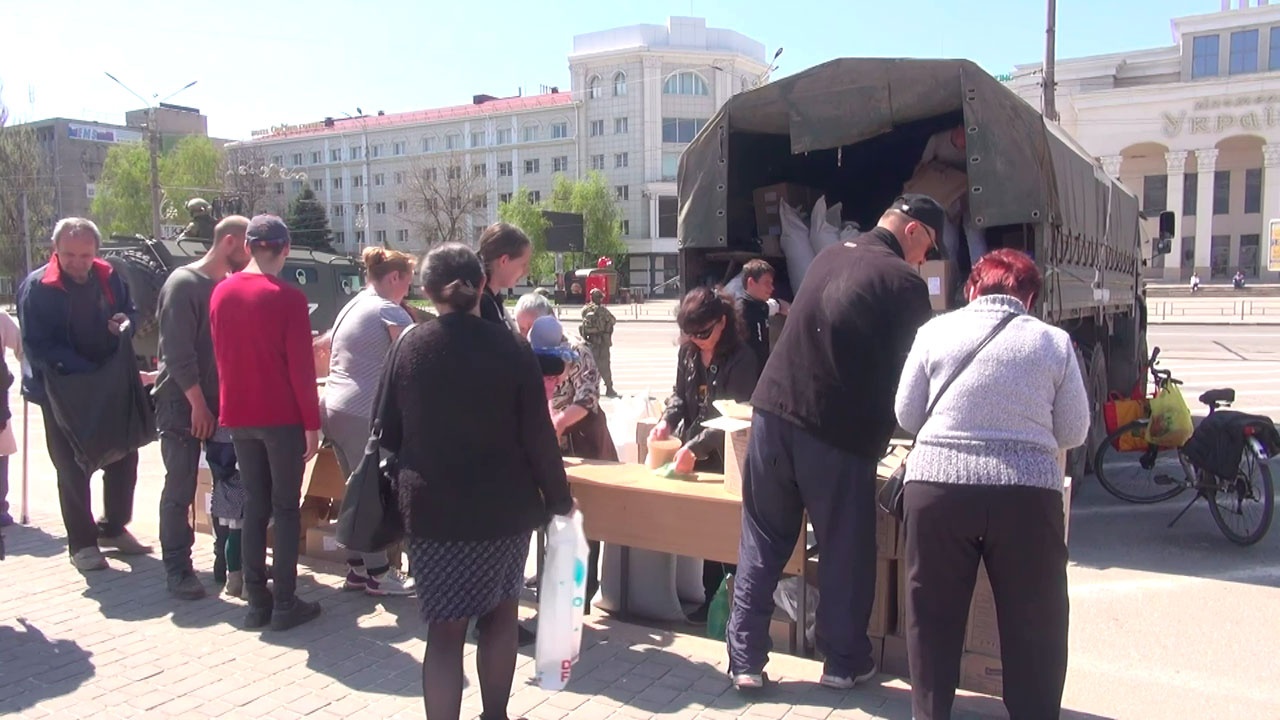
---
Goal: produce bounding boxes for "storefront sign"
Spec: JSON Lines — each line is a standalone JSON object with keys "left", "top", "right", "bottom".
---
{"left": 1160, "top": 94, "right": 1280, "bottom": 138}
{"left": 67, "top": 123, "right": 143, "bottom": 144}
{"left": 1269, "top": 219, "right": 1280, "bottom": 273}
{"left": 250, "top": 120, "right": 329, "bottom": 137}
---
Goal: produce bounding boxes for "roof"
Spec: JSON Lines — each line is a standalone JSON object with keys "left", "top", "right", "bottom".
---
{"left": 243, "top": 93, "right": 576, "bottom": 143}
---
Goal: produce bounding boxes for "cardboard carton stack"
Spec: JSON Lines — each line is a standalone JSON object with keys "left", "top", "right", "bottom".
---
{"left": 753, "top": 183, "right": 821, "bottom": 252}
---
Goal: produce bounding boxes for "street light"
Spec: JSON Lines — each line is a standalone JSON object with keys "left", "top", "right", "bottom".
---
{"left": 104, "top": 72, "right": 198, "bottom": 239}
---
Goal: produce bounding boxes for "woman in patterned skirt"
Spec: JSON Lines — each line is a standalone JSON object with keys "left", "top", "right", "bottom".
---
{"left": 379, "top": 242, "right": 575, "bottom": 720}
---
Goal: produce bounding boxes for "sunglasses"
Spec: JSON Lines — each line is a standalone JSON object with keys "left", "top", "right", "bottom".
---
{"left": 684, "top": 324, "right": 717, "bottom": 340}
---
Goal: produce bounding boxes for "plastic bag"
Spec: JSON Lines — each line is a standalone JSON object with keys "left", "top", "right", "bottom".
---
{"left": 1104, "top": 392, "right": 1150, "bottom": 451}
{"left": 808, "top": 197, "right": 843, "bottom": 255}
{"left": 1146, "top": 383, "right": 1194, "bottom": 448}
{"left": 706, "top": 574, "right": 732, "bottom": 641}
{"left": 773, "top": 576, "right": 819, "bottom": 646}
{"left": 779, "top": 201, "right": 816, "bottom": 292}
{"left": 535, "top": 512, "right": 590, "bottom": 691}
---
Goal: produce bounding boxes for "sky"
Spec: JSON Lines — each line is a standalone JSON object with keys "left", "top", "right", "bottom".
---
{"left": 0, "top": 0, "right": 1226, "bottom": 141}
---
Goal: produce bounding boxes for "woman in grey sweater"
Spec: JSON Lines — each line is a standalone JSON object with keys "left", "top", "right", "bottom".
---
{"left": 894, "top": 249, "right": 1089, "bottom": 720}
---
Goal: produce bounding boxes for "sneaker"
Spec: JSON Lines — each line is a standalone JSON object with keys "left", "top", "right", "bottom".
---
{"left": 225, "top": 571, "right": 244, "bottom": 599}
{"left": 365, "top": 569, "right": 415, "bottom": 597}
{"left": 167, "top": 571, "right": 207, "bottom": 600}
{"left": 343, "top": 566, "right": 370, "bottom": 591}
{"left": 732, "top": 672, "right": 767, "bottom": 690}
{"left": 70, "top": 547, "right": 109, "bottom": 571}
{"left": 244, "top": 605, "right": 272, "bottom": 630}
{"left": 98, "top": 529, "right": 152, "bottom": 555}
{"left": 819, "top": 665, "right": 877, "bottom": 690}
{"left": 270, "top": 598, "right": 322, "bottom": 631}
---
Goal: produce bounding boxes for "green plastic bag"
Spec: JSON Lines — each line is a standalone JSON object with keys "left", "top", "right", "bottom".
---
{"left": 707, "top": 574, "right": 732, "bottom": 641}
{"left": 1146, "top": 383, "right": 1194, "bottom": 448}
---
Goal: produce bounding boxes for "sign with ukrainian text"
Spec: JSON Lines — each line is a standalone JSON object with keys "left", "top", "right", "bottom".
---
{"left": 1161, "top": 94, "right": 1280, "bottom": 138}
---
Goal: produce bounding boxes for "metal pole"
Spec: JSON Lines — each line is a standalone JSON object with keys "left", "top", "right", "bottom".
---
{"left": 148, "top": 107, "right": 163, "bottom": 239}
{"left": 1043, "top": 0, "right": 1059, "bottom": 122}
{"left": 19, "top": 192, "right": 30, "bottom": 525}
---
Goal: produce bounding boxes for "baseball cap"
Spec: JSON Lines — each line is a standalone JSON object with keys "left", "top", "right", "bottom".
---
{"left": 528, "top": 315, "right": 578, "bottom": 363}
{"left": 891, "top": 194, "right": 947, "bottom": 255}
{"left": 246, "top": 214, "right": 291, "bottom": 247}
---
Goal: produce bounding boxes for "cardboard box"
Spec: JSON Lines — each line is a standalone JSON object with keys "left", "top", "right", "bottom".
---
{"left": 302, "top": 447, "right": 347, "bottom": 503}
{"left": 761, "top": 235, "right": 784, "bottom": 257}
{"left": 701, "top": 415, "right": 752, "bottom": 497}
{"left": 960, "top": 652, "right": 1003, "bottom": 697}
{"left": 193, "top": 468, "right": 213, "bottom": 535}
{"left": 917, "top": 259, "right": 957, "bottom": 311}
{"left": 867, "top": 559, "right": 896, "bottom": 638}
{"left": 304, "top": 523, "right": 350, "bottom": 565}
{"left": 881, "top": 633, "right": 909, "bottom": 678}
{"left": 897, "top": 554, "right": 909, "bottom": 636}
{"left": 753, "top": 183, "right": 820, "bottom": 238}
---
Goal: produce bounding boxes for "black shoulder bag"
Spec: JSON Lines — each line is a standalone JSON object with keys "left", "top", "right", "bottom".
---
{"left": 335, "top": 323, "right": 420, "bottom": 554}
{"left": 877, "top": 312, "right": 1018, "bottom": 520}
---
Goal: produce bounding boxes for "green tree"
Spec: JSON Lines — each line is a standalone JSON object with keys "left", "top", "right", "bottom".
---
{"left": 547, "top": 171, "right": 626, "bottom": 268}
{"left": 92, "top": 135, "right": 225, "bottom": 237}
{"left": 497, "top": 192, "right": 552, "bottom": 283}
{"left": 160, "top": 135, "right": 223, "bottom": 220}
{"left": 0, "top": 92, "right": 54, "bottom": 281}
{"left": 286, "top": 186, "right": 335, "bottom": 252}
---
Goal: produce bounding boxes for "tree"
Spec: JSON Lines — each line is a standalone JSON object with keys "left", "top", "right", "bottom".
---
{"left": 497, "top": 193, "right": 553, "bottom": 284}
{"left": 92, "top": 135, "right": 225, "bottom": 237}
{"left": 0, "top": 90, "right": 54, "bottom": 282}
{"left": 286, "top": 186, "right": 335, "bottom": 252}
{"left": 223, "top": 144, "right": 286, "bottom": 217}
{"left": 546, "top": 171, "right": 627, "bottom": 269}
{"left": 398, "top": 151, "right": 492, "bottom": 247}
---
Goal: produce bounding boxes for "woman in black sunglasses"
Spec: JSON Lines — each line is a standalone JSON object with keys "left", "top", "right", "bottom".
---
{"left": 648, "top": 285, "right": 759, "bottom": 622}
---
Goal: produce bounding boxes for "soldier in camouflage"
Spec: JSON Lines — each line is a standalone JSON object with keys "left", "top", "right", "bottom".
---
{"left": 183, "top": 199, "right": 216, "bottom": 240}
{"left": 580, "top": 288, "right": 618, "bottom": 398}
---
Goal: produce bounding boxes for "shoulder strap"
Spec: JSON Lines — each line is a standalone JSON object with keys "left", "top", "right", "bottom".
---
{"left": 369, "top": 322, "right": 420, "bottom": 435}
{"left": 922, "top": 312, "right": 1019, "bottom": 419}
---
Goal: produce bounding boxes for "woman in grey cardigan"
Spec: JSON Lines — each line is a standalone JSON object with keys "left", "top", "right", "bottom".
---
{"left": 894, "top": 249, "right": 1089, "bottom": 720}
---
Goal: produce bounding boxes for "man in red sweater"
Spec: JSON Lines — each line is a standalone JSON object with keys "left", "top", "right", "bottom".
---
{"left": 210, "top": 214, "right": 322, "bottom": 631}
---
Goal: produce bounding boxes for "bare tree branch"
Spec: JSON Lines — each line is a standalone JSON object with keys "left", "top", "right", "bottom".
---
{"left": 397, "top": 151, "right": 493, "bottom": 247}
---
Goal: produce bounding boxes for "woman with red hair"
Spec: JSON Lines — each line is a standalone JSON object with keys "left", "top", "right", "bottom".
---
{"left": 893, "top": 249, "right": 1090, "bottom": 720}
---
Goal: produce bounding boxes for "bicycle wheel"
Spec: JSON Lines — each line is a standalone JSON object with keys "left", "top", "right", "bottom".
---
{"left": 1093, "top": 422, "right": 1188, "bottom": 504}
{"left": 1208, "top": 448, "right": 1275, "bottom": 546}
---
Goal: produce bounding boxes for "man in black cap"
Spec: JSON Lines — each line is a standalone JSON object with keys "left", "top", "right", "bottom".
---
{"left": 726, "top": 194, "right": 942, "bottom": 691}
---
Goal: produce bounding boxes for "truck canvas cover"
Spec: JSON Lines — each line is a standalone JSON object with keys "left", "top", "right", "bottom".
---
{"left": 677, "top": 57, "right": 1141, "bottom": 262}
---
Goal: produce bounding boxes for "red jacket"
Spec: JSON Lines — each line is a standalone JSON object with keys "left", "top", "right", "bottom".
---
{"left": 210, "top": 272, "right": 320, "bottom": 431}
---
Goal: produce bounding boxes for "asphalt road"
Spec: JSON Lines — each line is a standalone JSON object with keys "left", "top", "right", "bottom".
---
{"left": 603, "top": 321, "right": 1280, "bottom": 718}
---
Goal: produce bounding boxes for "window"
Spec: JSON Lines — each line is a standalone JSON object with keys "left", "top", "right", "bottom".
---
{"left": 396, "top": 200, "right": 408, "bottom": 213}
{"left": 1213, "top": 170, "right": 1231, "bottom": 215}
{"left": 291, "top": 153, "right": 303, "bottom": 165}
{"left": 551, "top": 122, "right": 570, "bottom": 139}
{"left": 394, "top": 171, "right": 404, "bottom": 185}
{"left": 351, "top": 145, "right": 362, "bottom": 160}
{"left": 393, "top": 141, "right": 406, "bottom": 156}
{"left": 662, "top": 152, "right": 681, "bottom": 181}
{"left": 525, "top": 159, "right": 540, "bottom": 174}
{"left": 272, "top": 154, "right": 283, "bottom": 165}
{"left": 613, "top": 72, "right": 627, "bottom": 96}
{"left": 422, "top": 136, "right": 436, "bottom": 153}
{"left": 445, "top": 133, "right": 462, "bottom": 150}
{"left": 292, "top": 180, "right": 303, "bottom": 193}
{"left": 471, "top": 131, "right": 486, "bottom": 148}
{"left": 523, "top": 126, "right": 539, "bottom": 142}
{"left": 311, "top": 151, "right": 322, "bottom": 164}
{"left": 615, "top": 152, "right": 629, "bottom": 168}
{"left": 371, "top": 144, "right": 383, "bottom": 158}
{"left": 274, "top": 182, "right": 284, "bottom": 195}
{"left": 473, "top": 163, "right": 487, "bottom": 177}
{"left": 620, "top": 219, "right": 630, "bottom": 235}
{"left": 1183, "top": 173, "right": 1197, "bottom": 214}
{"left": 615, "top": 117, "right": 628, "bottom": 134}
{"left": 1142, "top": 175, "right": 1167, "bottom": 213}
{"left": 333, "top": 204, "right": 346, "bottom": 217}
{"left": 334, "top": 231, "right": 345, "bottom": 245}
{"left": 447, "top": 165, "right": 461, "bottom": 180}
{"left": 375, "top": 230, "right": 387, "bottom": 244}
{"left": 476, "top": 193, "right": 489, "bottom": 209}
{"left": 355, "top": 230, "right": 365, "bottom": 245}
{"left": 374, "top": 202, "right": 386, "bottom": 214}
{"left": 1271, "top": 27, "right": 1280, "bottom": 70}
{"left": 590, "top": 120, "right": 605, "bottom": 137}
{"left": 662, "top": 117, "right": 706, "bottom": 143}
{"left": 658, "top": 196, "right": 678, "bottom": 237}
{"left": 663, "top": 72, "right": 709, "bottom": 95}
{"left": 1245, "top": 168, "right": 1263, "bottom": 213}
{"left": 397, "top": 229, "right": 409, "bottom": 244}
{"left": 1229, "top": 29, "right": 1258, "bottom": 75}
{"left": 496, "top": 128, "right": 512, "bottom": 145}
{"left": 528, "top": 190, "right": 542, "bottom": 202}
{"left": 1240, "top": 233, "right": 1261, "bottom": 277}
{"left": 500, "top": 192, "right": 513, "bottom": 204}
{"left": 1192, "top": 35, "right": 1220, "bottom": 79}
{"left": 373, "top": 173, "right": 385, "bottom": 187}
{"left": 312, "top": 179, "right": 324, "bottom": 191}
{"left": 615, "top": 185, "right": 629, "bottom": 201}
{"left": 330, "top": 148, "right": 342, "bottom": 162}
{"left": 552, "top": 156, "right": 569, "bottom": 173}
{"left": 591, "top": 154, "right": 605, "bottom": 170}
{"left": 498, "top": 161, "right": 513, "bottom": 177}
{"left": 588, "top": 76, "right": 603, "bottom": 100}
{"left": 353, "top": 174, "right": 364, "bottom": 188}
{"left": 1210, "top": 234, "right": 1231, "bottom": 278}
{"left": 422, "top": 168, "right": 437, "bottom": 183}
{"left": 333, "top": 177, "right": 344, "bottom": 190}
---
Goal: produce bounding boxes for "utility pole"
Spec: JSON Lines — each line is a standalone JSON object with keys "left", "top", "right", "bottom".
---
{"left": 1043, "top": 0, "right": 1059, "bottom": 122}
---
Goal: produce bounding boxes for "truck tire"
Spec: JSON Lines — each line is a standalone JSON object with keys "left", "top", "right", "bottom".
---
{"left": 1065, "top": 345, "right": 1090, "bottom": 492}
{"left": 1108, "top": 313, "right": 1144, "bottom": 396}
{"left": 103, "top": 249, "right": 167, "bottom": 367}
{"left": 1065, "top": 342, "right": 1109, "bottom": 497}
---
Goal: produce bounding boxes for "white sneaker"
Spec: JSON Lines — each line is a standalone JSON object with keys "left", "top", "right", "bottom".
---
{"left": 365, "top": 569, "right": 415, "bottom": 597}
{"left": 732, "top": 672, "right": 766, "bottom": 690}
{"left": 819, "top": 665, "right": 877, "bottom": 690}
{"left": 70, "top": 547, "right": 109, "bottom": 571}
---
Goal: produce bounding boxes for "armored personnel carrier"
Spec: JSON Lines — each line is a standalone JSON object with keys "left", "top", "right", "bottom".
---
{"left": 101, "top": 234, "right": 365, "bottom": 370}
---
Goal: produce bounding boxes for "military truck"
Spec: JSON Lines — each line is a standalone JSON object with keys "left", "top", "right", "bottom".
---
{"left": 101, "top": 234, "right": 365, "bottom": 370}
{"left": 676, "top": 58, "right": 1174, "bottom": 484}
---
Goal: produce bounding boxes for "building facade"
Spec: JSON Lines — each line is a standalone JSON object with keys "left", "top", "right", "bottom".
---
{"left": 234, "top": 17, "right": 768, "bottom": 295}
{"left": 1010, "top": 0, "right": 1280, "bottom": 282}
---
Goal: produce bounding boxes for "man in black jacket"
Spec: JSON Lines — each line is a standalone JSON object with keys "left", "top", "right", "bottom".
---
{"left": 726, "top": 195, "right": 942, "bottom": 690}
{"left": 735, "top": 259, "right": 788, "bottom": 372}
{"left": 18, "top": 217, "right": 151, "bottom": 572}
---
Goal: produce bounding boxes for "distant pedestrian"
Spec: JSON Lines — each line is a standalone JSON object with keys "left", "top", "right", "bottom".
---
{"left": 155, "top": 215, "right": 251, "bottom": 600}
{"left": 580, "top": 288, "right": 618, "bottom": 397}
{"left": 734, "top": 259, "right": 788, "bottom": 372}
{"left": 726, "top": 195, "right": 939, "bottom": 690}
{"left": 18, "top": 217, "right": 154, "bottom": 571}
{"left": 0, "top": 309, "right": 21, "bottom": 528}
{"left": 476, "top": 222, "right": 532, "bottom": 332}
{"left": 1190, "top": 272, "right": 1201, "bottom": 293}
{"left": 894, "top": 249, "right": 1088, "bottom": 720}
{"left": 211, "top": 214, "right": 323, "bottom": 631}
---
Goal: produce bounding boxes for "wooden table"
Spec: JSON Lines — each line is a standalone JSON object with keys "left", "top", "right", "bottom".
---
{"left": 562, "top": 458, "right": 812, "bottom": 654}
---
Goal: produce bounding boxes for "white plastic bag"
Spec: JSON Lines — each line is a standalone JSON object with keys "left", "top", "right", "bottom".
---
{"left": 808, "top": 197, "right": 842, "bottom": 255}
{"left": 773, "top": 576, "right": 820, "bottom": 646}
{"left": 779, "top": 201, "right": 816, "bottom": 292}
{"left": 535, "top": 512, "right": 590, "bottom": 690}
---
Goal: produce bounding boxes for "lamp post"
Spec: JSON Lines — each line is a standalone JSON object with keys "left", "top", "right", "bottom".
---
{"left": 341, "top": 109, "right": 372, "bottom": 254}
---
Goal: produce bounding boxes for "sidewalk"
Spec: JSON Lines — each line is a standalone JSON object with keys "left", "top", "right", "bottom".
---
{"left": 0, "top": 513, "right": 1037, "bottom": 720}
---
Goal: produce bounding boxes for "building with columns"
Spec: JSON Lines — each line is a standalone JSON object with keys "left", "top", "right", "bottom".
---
{"left": 1009, "top": 0, "right": 1280, "bottom": 282}
{"left": 233, "top": 17, "right": 768, "bottom": 296}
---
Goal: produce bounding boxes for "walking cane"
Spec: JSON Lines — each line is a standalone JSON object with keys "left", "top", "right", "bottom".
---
{"left": 20, "top": 398, "right": 29, "bottom": 525}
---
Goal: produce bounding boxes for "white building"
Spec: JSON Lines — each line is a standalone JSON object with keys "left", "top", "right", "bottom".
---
{"left": 1009, "top": 0, "right": 1280, "bottom": 282}
{"left": 233, "top": 16, "right": 768, "bottom": 295}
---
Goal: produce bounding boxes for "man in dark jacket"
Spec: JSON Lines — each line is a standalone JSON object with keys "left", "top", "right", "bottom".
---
{"left": 735, "top": 259, "right": 788, "bottom": 372}
{"left": 726, "top": 195, "right": 941, "bottom": 690}
{"left": 18, "top": 217, "right": 150, "bottom": 571}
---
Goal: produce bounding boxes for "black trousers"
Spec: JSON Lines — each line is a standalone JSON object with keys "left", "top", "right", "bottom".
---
{"left": 158, "top": 433, "right": 237, "bottom": 577}
{"left": 903, "top": 481, "right": 1069, "bottom": 720}
{"left": 42, "top": 406, "right": 139, "bottom": 554}
{"left": 231, "top": 425, "right": 306, "bottom": 609}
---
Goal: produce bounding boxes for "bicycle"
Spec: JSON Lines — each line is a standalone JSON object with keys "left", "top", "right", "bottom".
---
{"left": 1093, "top": 346, "right": 1277, "bottom": 546}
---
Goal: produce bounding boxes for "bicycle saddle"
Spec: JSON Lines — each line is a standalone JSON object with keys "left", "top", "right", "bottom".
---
{"left": 1199, "top": 388, "right": 1236, "bottom": 406}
